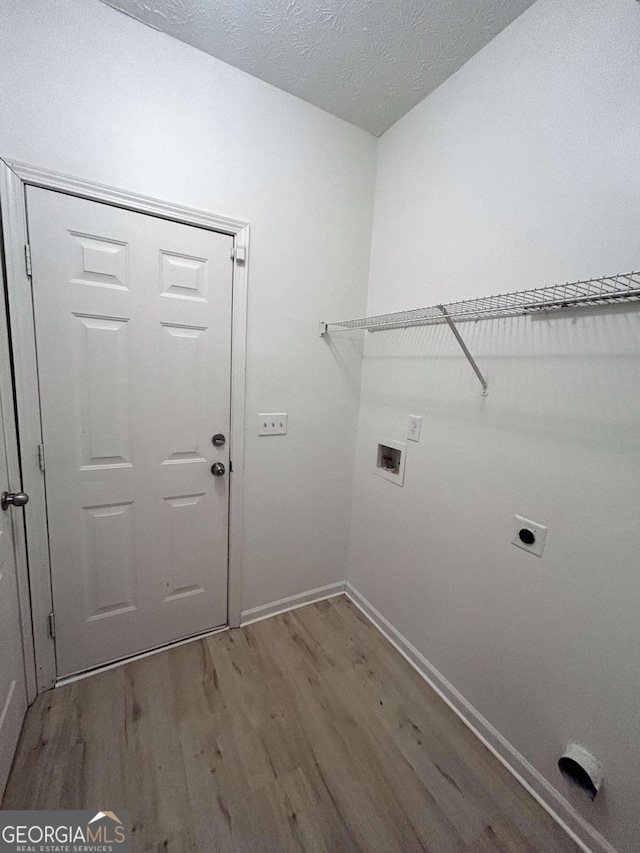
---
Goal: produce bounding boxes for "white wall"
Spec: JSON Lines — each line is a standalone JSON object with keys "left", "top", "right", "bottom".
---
{"left": 3, "top": 0, "right": 639, "bottom": 848}
{"left": 348, "top": 1, "right": 640, "bottom": 851}
{"left": 0, "top": 0, "right": 377, "bottom": 614}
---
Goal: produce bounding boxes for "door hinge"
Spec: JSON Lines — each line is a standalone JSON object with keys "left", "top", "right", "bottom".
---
{"left": 48, "top": 612, "right": 56, "bottom": 639}
{"left": 37, "top": 443, "right": 45, "bottom": 472}
{"left": 230, "top": 245, "right": 246, "bottom": 264}
{"left": 229, "top": 460, "right": 233, "bottom": 473}
{"left": 25, "top": 243, "right": 32, "bottom": 278}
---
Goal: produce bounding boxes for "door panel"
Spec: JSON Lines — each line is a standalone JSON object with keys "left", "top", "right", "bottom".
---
{"left": 0, "top": 388, "right": 27, "bottom": 797}
{"left": 27, "top": 187, "right": 233, "bottom": 677}
{"left": 76, "top": 314, "right": 131, "bottom": 466}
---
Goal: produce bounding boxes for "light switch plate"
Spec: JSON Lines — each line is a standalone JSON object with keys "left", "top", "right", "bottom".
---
{"left": 258, "top": 413, "right": 288, "bottom": 435}
{"left": 407, "top": 415, "right": 422, "bottom": 442}
{"left": 512, "top": 515, "right": 548, "bottom": 557}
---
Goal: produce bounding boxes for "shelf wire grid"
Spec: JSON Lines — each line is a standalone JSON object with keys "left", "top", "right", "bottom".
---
{"left": 325, "top": 270, "right": 640, "bottom": 333}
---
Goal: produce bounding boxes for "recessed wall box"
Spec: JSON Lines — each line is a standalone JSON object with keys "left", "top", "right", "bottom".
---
{"left": 374, "top": 439, "right": 407, "bottom": 486}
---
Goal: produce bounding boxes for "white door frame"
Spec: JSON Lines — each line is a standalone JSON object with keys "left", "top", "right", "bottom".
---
{"left": 0, "top": 190, "right": 35, "bottom": 706}
{"left": 0, "top": 158, "right": 248, "bottom": 693}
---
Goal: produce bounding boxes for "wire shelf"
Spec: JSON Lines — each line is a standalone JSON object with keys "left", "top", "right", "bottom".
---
{"left": 322, "top": 270, "right": 640, "bottom": 334}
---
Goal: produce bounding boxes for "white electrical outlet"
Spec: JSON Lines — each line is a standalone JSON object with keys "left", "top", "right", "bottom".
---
{"left": 258, "top": 413, "right": 288, "bottom": 435}
{"left": 407, "top": 415, "right": 422, "bottom": 442}
{"left": 512, "top": 515, "right": 548, "bottom": 557}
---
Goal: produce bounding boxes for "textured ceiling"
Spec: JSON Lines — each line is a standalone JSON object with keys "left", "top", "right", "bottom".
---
{"left": 99, "top": 0, "right": 536, "bottom": 135}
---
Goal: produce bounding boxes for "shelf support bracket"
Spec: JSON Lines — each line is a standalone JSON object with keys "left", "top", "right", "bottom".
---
{"left": 437, "top": 305, "right": 488, "bottom": 396}
{"left": 319, "top": 321, "right": 328, "bottom": 337}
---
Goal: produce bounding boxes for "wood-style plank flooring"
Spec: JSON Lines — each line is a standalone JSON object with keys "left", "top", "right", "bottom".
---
{"left": 3, "top": 596, "right": 578, "bottom": 852}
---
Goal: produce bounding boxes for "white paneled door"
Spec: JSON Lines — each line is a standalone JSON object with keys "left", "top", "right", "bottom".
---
{"left": 27, "top": 187, "right": 233, "bottom": 677}
{"left": 0, "top": 390, "right": 27, "bottom": 795}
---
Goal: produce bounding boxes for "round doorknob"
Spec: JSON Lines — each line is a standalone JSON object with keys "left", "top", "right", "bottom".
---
{"left": 211, "top": 462, "right": 226, "bottom": 477}
{"left": 1, "top": 491, "right": 29, "bottom": 511}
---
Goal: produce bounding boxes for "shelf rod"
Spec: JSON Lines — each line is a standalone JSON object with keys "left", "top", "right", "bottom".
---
{"left": 437, "top": 305, "right": 488, "bottom": 396}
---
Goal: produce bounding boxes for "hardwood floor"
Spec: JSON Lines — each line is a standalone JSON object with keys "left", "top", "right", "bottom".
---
{"left": 3, "top": 596, "right": 578, "bottom": 852}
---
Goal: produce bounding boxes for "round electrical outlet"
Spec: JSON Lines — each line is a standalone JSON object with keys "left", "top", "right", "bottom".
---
{"left": 512, "top": 516, "right": 547, "bottom": 557}
{"left": 518, "top": 528, "right": 536, "bottom": 545}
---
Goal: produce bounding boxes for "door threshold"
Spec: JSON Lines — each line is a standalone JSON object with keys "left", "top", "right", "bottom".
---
{"left": 55, "top": 624, "right": 229, "bottom": 687}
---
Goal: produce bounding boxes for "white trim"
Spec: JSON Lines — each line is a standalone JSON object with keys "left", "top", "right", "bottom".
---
{"left": 344, "top": 582, "right": 617, "bottom": 853}
{"left": 0, "top": 161, "right": 49, "bottom": 697}
{"left": 0, "top": 199, "right": 35, "bottom": 701}
{"left": 5, "top": 161, "right": 249, "bottom": 235}
{"left": 227, "top": 227, "right": 248, "bottom": 629}
{"left": 56, "top": 625, "right": 229, "bottom": 687}
{"left": 0, "top": 158, "right": 249, "bottom": 692}
{"left": 240, "top": 582, "right": 346, "bottom": 627}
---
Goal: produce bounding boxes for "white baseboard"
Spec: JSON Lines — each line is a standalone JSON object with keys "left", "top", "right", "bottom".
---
{"left": 344, "top": 582, "right": 616, "bottom": 853}
{"left": 240, "top": 581, "right": 346, "bottom": 627}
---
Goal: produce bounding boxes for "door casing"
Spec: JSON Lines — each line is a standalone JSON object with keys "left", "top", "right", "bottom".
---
{"left": 0, "top": 158, "right": 249, "bottom": 694}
